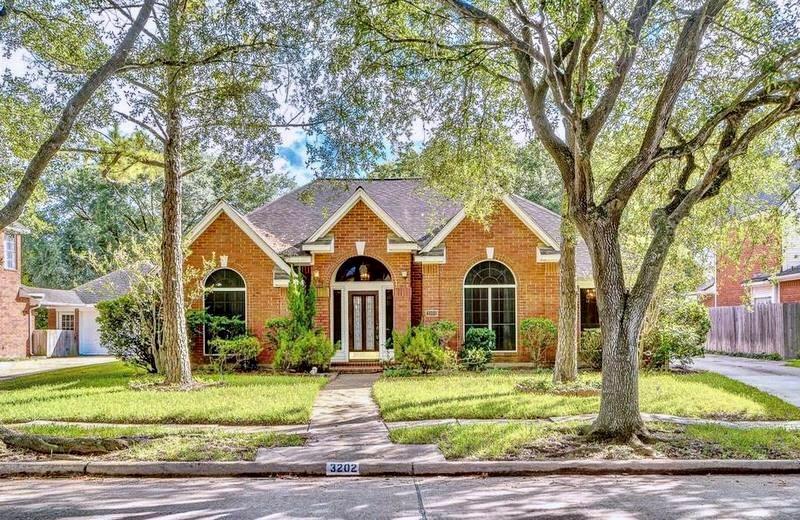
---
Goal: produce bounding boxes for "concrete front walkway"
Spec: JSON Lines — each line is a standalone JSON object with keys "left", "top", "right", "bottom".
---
{"left": 0, "top": 356, "right": 116, "bottom": 382}
{"left": 693, "top": 354, "right": 800, "bottom": 407}
{"left": 257, "top": 373, "right": 444, "bottom": 463}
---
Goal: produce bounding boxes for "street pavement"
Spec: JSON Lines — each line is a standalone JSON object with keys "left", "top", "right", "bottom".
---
{"left": 693, "top": 354, "right": 800, "bottom": 406}
{"left": 0, "top": 356, "right": 115, "bottom": 381}
{"left": 1, "top": 475, "right": 799, "bottom": 519}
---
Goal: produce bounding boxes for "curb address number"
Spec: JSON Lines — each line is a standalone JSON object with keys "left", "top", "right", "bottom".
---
{"left": 326, "top": 462, "right": 360, "bottom": 476}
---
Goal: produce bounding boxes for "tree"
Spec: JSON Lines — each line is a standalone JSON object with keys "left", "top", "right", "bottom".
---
{"left": 321, "top": 0, "right": 800, "bottom": 440}
{"left": 0, "top": 0, "right": 155, "bottom": 230}
{"left": 86, "top": 0, "right": 322, "bottom": 386}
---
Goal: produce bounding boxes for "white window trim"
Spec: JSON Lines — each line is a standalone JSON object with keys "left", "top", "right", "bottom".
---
{"left": 203, "top": 268, "right": 248, "bottom": 356}
{"left": 57, "top": 311, "right": 75, "bottom": 331}
{"left": 4, "top": 232, "right": 17, "bottom": 271}
{"left": 462, "top": 260, "right": 518, "bottom": 353}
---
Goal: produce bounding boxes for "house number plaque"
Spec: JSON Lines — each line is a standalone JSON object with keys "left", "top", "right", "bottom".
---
{"left": 326, "top": 462, "right": 360, "bottom": 476}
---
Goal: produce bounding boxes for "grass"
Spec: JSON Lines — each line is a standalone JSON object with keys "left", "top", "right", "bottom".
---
{"left": 787, "top": 359, "right": 800, "bottom": 368}
{"left": 374, "top": 370, "right": 800, "bottom": 422}
{"left": 4, "top": 424, "right": 303, "bottom": 461}
{"left": 389, "top": 422, "right": 800, "bottom": 460}
{"left": 0, "top": 362, "right": 327, "bottom": 425}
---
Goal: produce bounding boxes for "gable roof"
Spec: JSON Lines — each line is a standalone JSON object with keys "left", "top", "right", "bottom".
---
{"left": 305, "top": 187, "right": 416, "bottom": 243}
{"left": 20, "top": 263, "right": 155, "bottom": 306}
{"left": 186, "top": 201, "right": 292, "bottom": 273}
{"left": 246, "top": 179, "right": 461, "bottom": 255}
{"left": 232, "top": 178, "right": 592, "bottom": 278}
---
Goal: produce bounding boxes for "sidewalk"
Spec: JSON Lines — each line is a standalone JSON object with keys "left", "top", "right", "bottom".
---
{"left": 256, "top": 373, "right": 444, "bottom": 463}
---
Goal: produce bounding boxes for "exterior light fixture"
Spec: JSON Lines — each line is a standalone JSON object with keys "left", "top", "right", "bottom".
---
{"left": 358, "top": 263, "right": 370, "bottom": 281}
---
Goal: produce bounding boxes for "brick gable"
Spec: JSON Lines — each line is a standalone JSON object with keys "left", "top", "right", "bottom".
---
{"left": 311, "top": 200, "right": 413, "bottom": 338}
{"left": 421, "top": 203, "right": 559, "bottom": 362}
{"left": 186, "top": 212, "right": 288, "bottom": 364}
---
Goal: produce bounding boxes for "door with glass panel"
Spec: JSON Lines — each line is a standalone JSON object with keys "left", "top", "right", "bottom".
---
{"left": 348, "top": 291, "right": 379, "bottom": 358}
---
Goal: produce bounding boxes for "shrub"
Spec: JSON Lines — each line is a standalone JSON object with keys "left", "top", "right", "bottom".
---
{"left": 264, "top": 317, "right": 293, "bottom": 351}
{"left": 210, "top": 335, "right": 263, "bottom": 373}
{"left": 520, "top": 317, "right": 557, "bottom": 368}
{"left": 394, "top": 327, "right": 445, "bottom": 373}
{"left": 271, "top": 271, "right": 335, "bottom": 372}
{"left": 668, "top": 301, "right": 711, "bottom": 339}
{"left": 205, "top": 314, "right": 247, "bottom": 340}
{"left": 429, "top": 320, "right": 457, "bottom": 347}
{"left": 462, "top": 328, "right": 495, "bottom": 371}
{"left": 273, "top": 329, "right": 335, "bottom": 372}
{"left": 97, "top": 295, "right": 158, "bottom": 373}
{"left": 460, "top": 346, "right": 491, "bottom": 371}
{"left": 578, "top": 328, "right": 602, "bottom": 369}
{"left": 641, "top": 324, "right": 703, "bottom": 370}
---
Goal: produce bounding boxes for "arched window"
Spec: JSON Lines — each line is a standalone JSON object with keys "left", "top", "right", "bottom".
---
{"left": 204, "top": 268, "right": 246, "bottom": 355}
{"left": 335, "top": 256, "right": 391, "bottom": 282}
{"left": 464, "top": 261, "right": 516, "bottom": 351}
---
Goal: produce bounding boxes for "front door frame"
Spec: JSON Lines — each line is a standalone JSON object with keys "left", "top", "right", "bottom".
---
{"left": 330, "top": 281, "right": 394, "bottom": 362}
{"left": 348, "top": 290, "right": 379, "bottom": 359}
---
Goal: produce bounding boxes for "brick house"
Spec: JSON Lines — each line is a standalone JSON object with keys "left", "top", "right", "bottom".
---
{"left": 696, "top": 185, "right": 800, "bottom": 308}
{"left": 186, "top": 178, "right": 595, "bottom": 365}
{"left": 1, "top": 222, "right": 33, "bottom": 358}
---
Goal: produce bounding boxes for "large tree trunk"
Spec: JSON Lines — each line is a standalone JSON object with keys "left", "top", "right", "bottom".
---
{"left": 583, "top": 219, "right": 647, "bottom": 440}
{"left": 159, "top": 9, "right": 193, "bottom": 386}
{"left": 553, "top": 198, "right": 578, "bottom": 384}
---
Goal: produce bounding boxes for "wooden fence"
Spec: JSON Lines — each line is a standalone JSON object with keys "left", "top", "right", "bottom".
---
{"left": 31, "top": 330, "right": 78, "bottom": 358}
{"left": 707, "top": 303, "right": 800, "bottom": 359}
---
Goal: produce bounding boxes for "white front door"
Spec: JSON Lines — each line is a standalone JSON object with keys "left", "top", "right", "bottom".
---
{"left": 79, "top": 308, "right": 107, "bottom": 355}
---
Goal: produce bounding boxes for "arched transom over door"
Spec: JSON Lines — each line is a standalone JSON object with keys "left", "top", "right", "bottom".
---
{"left": 331, "top": 256, "right": 393, "bottom": 361}
{"left": 464, "top": 260, "right": 516, "bottom": 351}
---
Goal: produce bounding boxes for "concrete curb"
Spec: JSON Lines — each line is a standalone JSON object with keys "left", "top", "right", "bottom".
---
{"left": 3, "top": 459, "right": 800, "bottom": 478}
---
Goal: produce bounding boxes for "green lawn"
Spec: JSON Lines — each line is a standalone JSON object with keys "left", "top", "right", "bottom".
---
{"left": 390, "top": 422, "right": 800, "bottom": 460}
{"left": 787, "top": 359, "right": 800, "bottom": 368}
{"left": 374, "top": 371, "right": 800, "bottom": 422}
{"left": 0, "top": 362, "right": 327, "bottom": 425}
{"left": 6, "top": 424, "right": 303, "bottom": 461}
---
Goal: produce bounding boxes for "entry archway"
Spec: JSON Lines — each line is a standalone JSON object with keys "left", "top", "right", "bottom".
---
{"left": 331, "top": 256, "right": 394, "bottom": 362}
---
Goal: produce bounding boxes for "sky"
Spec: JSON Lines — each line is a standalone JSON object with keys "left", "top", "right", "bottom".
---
{"left": 2, "top": 42, "right": 324, "bottom": 186}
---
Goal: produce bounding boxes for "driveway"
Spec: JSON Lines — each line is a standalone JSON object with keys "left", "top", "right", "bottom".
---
{"left": 693, "top": 354, "right": 800, "bottom": 407}
{"left": 0, "top": 356, "right": 116, "bottom": 382}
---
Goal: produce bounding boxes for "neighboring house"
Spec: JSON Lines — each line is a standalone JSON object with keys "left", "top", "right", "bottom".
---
{"left": 18, "top": 265, "right": 151, "bottom": 357}
{"left": 697, "top": 185, "right": 800, "bottom": 308}
{"left": 0, "top": 222, "right": 33, "bottom": 358}
{"left": 186, "top": 178, "right": 595, "bottom": 365}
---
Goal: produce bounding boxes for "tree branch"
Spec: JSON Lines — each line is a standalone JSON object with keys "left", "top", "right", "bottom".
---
{"left": 0, "top": 0, "right": 156, "bottom": 231}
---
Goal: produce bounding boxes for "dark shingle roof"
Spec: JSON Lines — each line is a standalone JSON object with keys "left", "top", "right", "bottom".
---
{"left": 245, "top": 178, "right": 593, "bottom": 278}
{"left": 247, "top": 179, "right": 461, "bottom": 254}
{"left": 749, "top": 264, "right": 800, "bottom": 283}
{"left": 21, "top": 264, "right": 154, "bottom": 306}
{"left": 510, "top": 194, "right": 592, "bottom": 278}
{"left": 74, "top": 263, "right": 155, "bottom": 304}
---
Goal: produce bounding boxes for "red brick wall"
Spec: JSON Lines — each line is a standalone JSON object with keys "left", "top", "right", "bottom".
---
{"left": 185, "top": 201, "right": 564, "bottom": 365}
{"left": 410, "top": 262, "right": 423, "bottom": 326}
{"left": 185, "top": 213, "right": 288, "bottom": 365}
{"left": 715, "top": 225, "right": 782, "bottom": 307}
{"left": 780, "top": 279, "right": 800, "bottom": 303}
{"left": 311, "top": 200, "right": 413, "bottom": 338}
{"left": 0, "top": 232, "right": 29, "bottom": 358}
{"left": 420, "top": 204, "right": 559, "bottom": 362}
